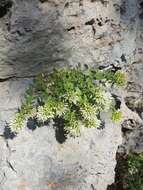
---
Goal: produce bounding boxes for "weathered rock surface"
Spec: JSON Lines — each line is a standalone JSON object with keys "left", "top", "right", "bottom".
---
{"left": 0, "top": 0, "right": 143, "bottom": 189}
{"left": 0, "top": 78, "right": 32, "bottom": 134}
{"left": 118, "top": 62, "right": 143, "bottom": 155}
{"left": 0, "top": 121, "right": 122, "bottom": 190}
{"left": 0, "top": 0, "right": 141, "bottom": 78}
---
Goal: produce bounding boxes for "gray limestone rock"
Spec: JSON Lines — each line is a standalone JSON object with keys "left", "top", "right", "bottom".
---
{"left": 0, "top": 78, "right": 32, "bottom": 132}
{"left": 0, "top": 121, "right": 122, "bottom": 190}
{"left": 0, "top": 0, "right": 141, "bottom": 78}
{"left": 0, "top": 0, "right": 143, "bottom": 189}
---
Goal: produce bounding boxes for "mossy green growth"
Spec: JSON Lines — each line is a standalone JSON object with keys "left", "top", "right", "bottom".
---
{"left": 126, "top": 153, "right": 143, "bottom": 190}
{"left": 114, "top": 70, "right": 127, "bottom": 86}
{"left": 94, "top": 69, "right": 127, "bottom": 86}
{"left": 111, "top": 109, "right": 122, "bottom": 122}
{"left": 10, "top": 67, "right": 126, "bottom": 135}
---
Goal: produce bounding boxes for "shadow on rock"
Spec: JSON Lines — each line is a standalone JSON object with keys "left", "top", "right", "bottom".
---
{"left": 27, "top": 118, "right": 51, "bottom": 131}
{"left": 54, "top": 117, "right": 67, "bottom": 144}
{"left": 107, "top": 153, "right": 128, "bottom": 190}
{"left": 0, "top": 0, "right": 12, "bottom": 18}
{"left": 3, "top": 124, "right": 17, "bottom": 139}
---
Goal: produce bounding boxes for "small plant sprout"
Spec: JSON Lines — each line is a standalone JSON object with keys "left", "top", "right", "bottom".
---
{"left": 10, "top": 66, "right": 126, "bottom": 135}
{"left": 111, "top": 109, "right": 122, "bottom": 122}
{"left": 94, "top": 69, "right": 127, "bottom": 86}
{"left": 114, "top": 70, "right": 127, "bottom": 86}
{"left": 10, "top": 112, "right": 25, "bottom": 132}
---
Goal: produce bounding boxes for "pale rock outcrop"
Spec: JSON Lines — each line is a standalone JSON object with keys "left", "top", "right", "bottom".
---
{"left": 0, "top": 0, "right": 142, "bottom": 190}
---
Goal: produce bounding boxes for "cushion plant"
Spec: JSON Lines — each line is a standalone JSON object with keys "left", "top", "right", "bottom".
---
{"left": 10, "top": 66, "right": 127, "bottom": 136}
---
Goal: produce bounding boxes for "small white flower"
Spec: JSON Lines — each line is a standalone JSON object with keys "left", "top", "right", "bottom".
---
{"left": 37, "top": 104, "right": 54, "bottom": 121}
{"left": 9, "top": 113, "right": 25, "bottom": 132}
{"left": 55, "top": 102, "right": 68, "bottom": 117}
{"left": 65, "top": 120, "right": 84, "bottom": 136}
{"left": 94, "top": 88, "right": 113, "bottom": 111}
{"left": 80, "top": 104, "right": 97, "bottom": 121}
{"left": 85, "top": 116, "right": 101, "bottom": 128}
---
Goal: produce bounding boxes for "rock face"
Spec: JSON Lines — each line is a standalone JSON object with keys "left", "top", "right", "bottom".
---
{"left": 0, "top": 122, "right": 122, "bottom": 190}
{"left": 0, "top": 79, "right": 32, "bottom": 134}
{"left": 0, "top": 0, "right": 141, "bottom": 78}
{"left": 0, "top": 0, "right": 143, "bottom": 190}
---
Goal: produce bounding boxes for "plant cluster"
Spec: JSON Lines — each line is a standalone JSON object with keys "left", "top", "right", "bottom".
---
{"left": 111, "top": 109, "right": 122, "bottom": 122}
{"left": 126, "top": 153, "right": 143, "bottom": 190}
{"left": 10, "top": 67, "right": 127, "bottom": 135}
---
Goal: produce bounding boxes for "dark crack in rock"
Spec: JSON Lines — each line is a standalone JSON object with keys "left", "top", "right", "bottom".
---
{"left": 125, "top": 96, "right": 143, "bottom": 117}
{"left": 0, "top": 0, "right": 12, "bottom": 18}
